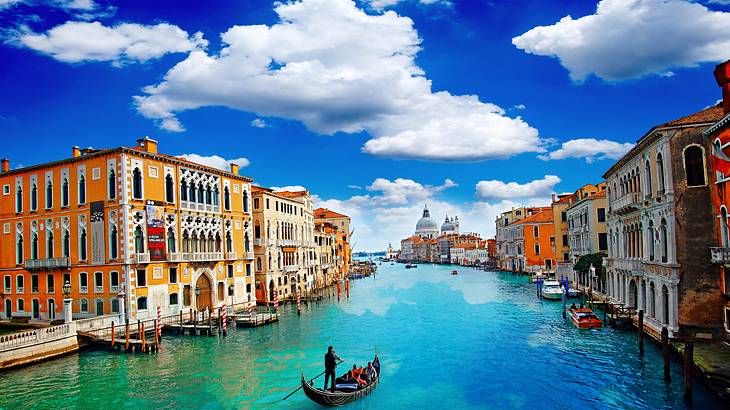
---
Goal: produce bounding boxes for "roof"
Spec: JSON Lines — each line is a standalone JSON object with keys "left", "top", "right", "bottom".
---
{"left": 277, "top": 190, "right": 310, "bottom": 198}
{"left": 514, "top": 209, "right": 553, "bottom": 225}
{"left": 662, "top": 103, "right": 725, "bottom": 127}
{"left": 553, "top": 194, "right": 576, "bottom": 205}
{"left": 314, "top": 208, "right": 349, "bottom": 219}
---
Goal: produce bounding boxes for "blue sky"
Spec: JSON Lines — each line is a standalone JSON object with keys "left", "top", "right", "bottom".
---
{"left": 1, "top": 0, "right": 729, "bottom": 251}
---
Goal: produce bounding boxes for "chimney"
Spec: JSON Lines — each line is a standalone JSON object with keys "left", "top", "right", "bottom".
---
{"left": 72, "top": 146, "right": 80, "bottom": 158}
{"left": 1, "top": 159, "right": 9, "bottom": 172}
{"left": 714, "top": 59, "right": 730, "bottom": 115}
{"left": 136, "top": 136, "right": 158, "bottom": 154}
{"left": 551, "top": 193, "right": 557, "bottom": 203}
{"left": 230, "top": 163, "right": 239, "bottom": 175}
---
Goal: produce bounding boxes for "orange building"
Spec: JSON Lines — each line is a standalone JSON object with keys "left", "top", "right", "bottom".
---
{"left": 486, "top": 239, "right": 496, "bottom": 260}
{"left": 0, "top": 138, "right": 255, "bottom": 322}
{"left": 512, "top": 209, "right": 556, "bottom": 272}
{"left": 314, "top": 208, "right": 351, "bottom": 278}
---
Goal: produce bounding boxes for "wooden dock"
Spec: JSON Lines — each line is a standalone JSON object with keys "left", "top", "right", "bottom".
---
{"left": 232, "top": 312, "right": 279, "bottom": 328}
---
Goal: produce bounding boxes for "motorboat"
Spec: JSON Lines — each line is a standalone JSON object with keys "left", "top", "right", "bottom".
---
{"left": 540, "top": 280, "right": 564, "bottom": 300}
{"left": 567, "top": 307, "right": 603, "bottom": 329}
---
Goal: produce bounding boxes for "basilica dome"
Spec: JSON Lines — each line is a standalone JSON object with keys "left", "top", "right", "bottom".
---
{"left": 416, "top": 205, "right": 439, "bottom": 238}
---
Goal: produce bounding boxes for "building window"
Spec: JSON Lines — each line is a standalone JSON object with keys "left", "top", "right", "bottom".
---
{"left": 3, "top": 276, "right": 10, "bottom": 293}
{"left": 189, "top": 182, "right": 196, "bottom": 203}
{"left": 722, "top": 207, "right": 730, "bottom": 248}
{"left": 17, "top": 298, "right": 24, "bottom": 312}
{"left": 562, "top": 235, "right": 568, "bottom": 246}
{"left": 111, "top": 299, "right": 119, "bottom": 313}
{"left": 226, "top": 232, "right": 233, "bottom": 253}
{"left": 16, "top": 234, "right": 23, "bottom": 264}
{"left": 228, "top": 264, "right": 234, "bottom": 278}
{"left": 170, "top": 293, "right": 179, "bottom": 306}
{"left": 205, "top": 185, "right": 212, "bottom": 205}
{"left": 110, "top": 271, "right": 119, "bottom": 291}
{"left": 132, "top": 167, "right": 143, "bottom": 199}
{"left": 684, "top": 145, "right": 706, "bottom": 187}
{"left": 78, "top": 175, "right": 86, "bottom": 204}
{"left": 15, "top": 183, "right": 23, "bottom": 212}
{"left": 62, "top": 229, "right": 70, "bottom": 258}
{"left": 45, "top": 180, "right": 53, "bottom": 209}
{"left": 79, "top": 228, "right": 87, "bottom": 261}
{"left": 79, "top": 298, "right": 88, "bottom": 313}
{"left": 79, "top": 272, "right": 88, "bottom": 293}
{"left": 183, "top": 286, "right": 191, "bottom": 306}
{"left": 31, "top": 274, "right": 39, "bottom": 293}
{"left": 61, "top": 178, "right": 69, "bottom": 207}
{"left": 95, "top": 299, "right": 104, "bottom": 316}
{"left": 724, "top": 308, "right": 730, "bottom": 332}
{"left": 246, "top": 263, "right": 251, "bottom": 276}
{"left": 254, "top": 198, "right": 260, "bottom": 209}
{"left": 597, "top": 208, "right": 606, "bottom": 223}
{"left": 165, "top": 174, "right": 174, "bottom": 203}
{"left": 224, "top": 187, "right": 231, "bottom": 210}
{"left": 169, "top": 267, "right": 177, "bottom": 283}
{"left": 534, "top": 244, "right": 540, "bottom": 255}
{"left": 137, "top": 297, "right": 147, "bottom": 311}
{"left": 533, "top": 226, "right": 539, "bottom": 238}
{"left": 218, "top": 282, "right": 224, "bottom": 301}
{"left": 30, "top": 182, "right": 38, "bottom": 211}
{"left": 167, "top": 228, "right": 176, "bottom": 253}
{"left": 243, "top": 190, "right": 249, "bottom": 213}
{"left": 46, "top": 231, "right": 54, "bottom": 258}
{"left": 657, "top": 153, "right": 666, "bottom": 193}
{"left": 94, "top": 271, "right": 103, "bottom": 293}
{"left": 134, "top": 226, "right": 145, "bottom": 254}
{"left": 31, "top": 232, "right": 38, "bottom": 259}
{"left": 256, "top": 257, "right": 262, "bottom": 271}
{"left": 180, "top": 179, "right": 188, "bottom": 201}
{"left": 598, "top": 233, "right": 608, "bottom": 251}
{"left": 108, "top": 170, "right": 116, "bottom": 199}
{"left": 137, "top": 269, "right": 146, "bottom": 287}
{"left": 563, "top": 252, "right": 569, "bottom": 262}
{"left": 660, "top": 218, "right": 668, "bottom": 263}
{"left": 725, "top": 269, "right": 730, "bottom": 296}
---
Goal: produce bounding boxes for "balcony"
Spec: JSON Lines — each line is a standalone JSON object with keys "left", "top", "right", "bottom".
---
{"left": 611, "top": 193, "right": 642, "bottom": 215}
{"left": 279, "top": 239, "right": 299, "bottom": 247}
{"left": 186, "top": 252, "right": 223, "bottom": 262}
{"left": 322, "top": 263, "right": 332, "bottom": 269}
{"left": 24, "top": 257, "right": 71, "bottom": 270}
{"left": 167, "top": 253, "right": 182, "bottom": 262}
{"left": 613, "top": 258, "right": 643, "bottom": 275}
{"left": 267, "top": 239, "right": 276, "bottom": 247}
{"left": 253, "top": 238, "right": 263, "bottom": 246}
{"left": 307, "top": 260, "right": 317, "bottom": 267}
{"left": 133, "top": 253, "right": 150, "bottom": 264}
{"left": 284, "top": 264, "right": 299, "bottom": 272}
{"left": 226, "top": 252, "right": 238, "bottom": 260}
{"left": 711, "top": 247, "right": 730, "bottom": 263}
{"left": 244, "top": 251, "right": 255, "bottom": 260}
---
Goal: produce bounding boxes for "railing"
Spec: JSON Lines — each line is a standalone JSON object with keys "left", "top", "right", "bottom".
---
{"left": 226, "top": 252, "right": 238, "bottom": 260}
{"left": 0, "top": 324, "right": 75, "bottom": 352}
{"left": 284, "top": 265, "right": 298, "bottom": 272}
{"left": 710, "top": 247, "right": 730, "bottom": 263}
{"left": 189, "top": 252, "right": 223, "bottom": 262}
{"left": 244, "top": 251, "right": 255, "bottom": 260}
{"left": 180, "top": 201, "right": 189, "bottom": 210}
{"left": 24, "top": 257, "right": 71, "bottom": 270}
{"left": 167, "top": 253, "right": 182, "bottom": 262}
{"left": 133, "top": 253, "right": 150, "bottom": 264}
{"left": 279, "top": 239, "right": 299, "bottom": 247}
{"left": 613, "top": 258, "right": 643, "bottom": 273}
{"left": 307, "top": 260, "right": 317, "bottom": 267}
{"left": 611, "top": 193, "right": 642, "bottom": 214}
{"left": 253, "top": 238, "right": 263, "bottom": 246}
{"left": 322, "top": 263, "right": 332, "bottom": 269}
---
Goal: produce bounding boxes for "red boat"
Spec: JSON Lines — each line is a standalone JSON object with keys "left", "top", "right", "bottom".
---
{"left": 567, "top": 307, "right": 603, "bottom": 329}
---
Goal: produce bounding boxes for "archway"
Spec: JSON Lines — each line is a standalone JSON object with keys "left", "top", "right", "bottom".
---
{"left": 662, "top": 285, "right": 669, "bottom": 324}
{"left": 195, "top": 273, "right": 213, "bottom": 311}
{"left": 255, "top": 280, "right": 264, "bottom": 302}
{"left": 269, "top": 279, "right": 275, "bottom": 301}
{"left": 5, "top": 299, "right": 11, "bottom": 318}
{"left": 628, "top": 280, "right": 637, "bottom": 309}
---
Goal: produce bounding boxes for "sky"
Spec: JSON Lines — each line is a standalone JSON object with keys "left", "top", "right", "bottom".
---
{"left": 1, "top": 0, "right": 730, "bottom": 252}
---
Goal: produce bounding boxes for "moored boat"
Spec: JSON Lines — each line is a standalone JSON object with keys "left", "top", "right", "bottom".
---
{"left": 540, "top": 280, "right": 564, "bottom": 300}
{"left": 567, "top": 307, "right": 603, "bottom": 329}
{"left": 451, "top": 270, "right": 458, "bottom": 275}
{"left": 302, "top": 355, "right": 381, "bottom": 407}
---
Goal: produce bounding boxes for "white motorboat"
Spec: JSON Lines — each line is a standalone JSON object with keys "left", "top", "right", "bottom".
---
{"left": 541, "top": 280, "right": 564, "bottom": 300}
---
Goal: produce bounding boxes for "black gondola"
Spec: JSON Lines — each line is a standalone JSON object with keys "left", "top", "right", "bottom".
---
{"left": 301, "top": 355, "right": 380, "bottom": 407}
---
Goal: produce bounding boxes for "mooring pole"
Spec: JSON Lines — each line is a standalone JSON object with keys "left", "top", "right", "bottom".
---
{"left": 662, "top": 327, "right": 671, "bottom": 383}
{"left": 638, "top": 310, "right": 644, "bottom": 356}
{"left": 125, "top": 318, "right": 130, "bottom": 351}
{"left": 110, "top": 321, "right": 115, "bottom": 349}
{"left": 684, "top": 341, "right": 694, "bottom": 404}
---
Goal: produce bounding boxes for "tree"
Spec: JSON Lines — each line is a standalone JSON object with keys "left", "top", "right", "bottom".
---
{"left": 573, "top": 252, "right": 606, "bottom": 274}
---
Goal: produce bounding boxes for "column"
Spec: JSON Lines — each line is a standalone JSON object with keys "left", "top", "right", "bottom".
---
{"left": 63, "top": 297, "right": 73, "bottom": 323}
{"left": 117, "top": 292, "right": 126, "bottom": 321}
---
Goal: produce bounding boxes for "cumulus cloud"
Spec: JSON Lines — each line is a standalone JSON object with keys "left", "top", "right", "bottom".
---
{"left": 249, "top": 118, "right": 268, "bottom": 128}
{"left": 176, "top": 153, "right": 249, "bottom": 171}
{"left": 133, "top": 0, "right": 542, "bottom": 160}
{"left": 475, "top": 175, "right": 561, "bottom": 200}
{"left": 512, "top": 0, "right": 730, "bottom": 81}
{"left": 271, "top": 185, "right": 307, "bottom": 192}
{"left": 16, "top": 21, "right": 206, "bottom": 65}
{"left": 365, "top": 0, "right": 451, "bottom": 11}
{"left": 365, "top": 177, "right": 457, "bottom": 205}
{"left": 538, "top": 138, "right": 634, "bottom": 162}
{"left": 0, "top": 0, "right": 22, "bottom": 9}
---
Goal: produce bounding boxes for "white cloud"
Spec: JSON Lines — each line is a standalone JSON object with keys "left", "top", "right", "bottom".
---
{"left": 176, "top": 153, "right": 249, "bottom": 171}
{"left": 271, "top": 185, "right": 307, "bottom": 192}
{"left": 65, "top": 0, "right": 95, "bottom": 10}
{"left": 249, "top": 118, "right": 268, "bottom": 128}
{"left": 0, "top": 0, "right": 22, "bottom": 10}
{"left": 365, "top": 177, "right": 456, "bottom": 205}
{"left": 475, "top": 175, "right": 561, "bottom": 200}
{"left": 538, "top": 138, "right": 634, "bottom": 163}
{"left": 17, "top": 21, "right": 206, "bottom": 65}
{"left": 134, "top": 0, "right": 542, "bottom": 159}
{"left": 512, "top": 104, "right": 526, "bottom": 110}
{"left": 365, "top": 0, "right": 451, "bottom": 11}
{"left": 512, "top": 0, "right": 730, "bottom": 81}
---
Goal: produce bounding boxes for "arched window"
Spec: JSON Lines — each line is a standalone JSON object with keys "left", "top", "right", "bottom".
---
{"left": 132, "top": 168, "right": 142, "bottom": 199}
{"left": 31, "top": 232, "right": 38, "bottom": 259}
{"left": 243, "top": 190, "right": 249, "bottom": 213}
{"left": 244, "top": 232, "right": 250, "bottom": 252}
{"left": 182, "top": 231, "right": 189, "bottom": 253}
{"left": 78, "top": 175, "right": 86, "bottom": 204}
{"left": 46, "top": 180, "right": 53, "bottom": 208}
{"left": 47, "top": 231, "right": 54, "bottom": 258}
{"left": 61, "top": 178, "right": 69, "bottom": 207}
{"left": 134, "top": 226, "right": 144, "bottom": 254}
{"left": 62, "top": 229, "right": 70, "bottom": 258}
{"left": 648, "top": 220, "right": 655, "bottom": 261}
{"left": 180, "top": 179, "right": 188, "bottom": 201}
{"left": 30, "top": 183, "right": 37, "bottom": 211}
{"left": 167, "top": 228, "right": 176, "bottom": 253}
{"left": 108, "top": 169, "right": 116, "bottom": 199}
{"left": 165, "top": 174, "right": 174, "bottom": 203}
{"left": 189, "top": 182, "right": 196, "bottom": 203}
{"left": 256, "top": 257, "right": 262, "bottom": 271}
{"left": 684, "top": 145, "right": 706, "bottom": 187}
{"left": 213, "top": 186, "right": 220, "bottom": 206}
{"left": 80, "top": 298, "right": 88, "bottom": 313}
{"left": 16, "top": 235, "right": 24, "bottom": 264}
{"left": 16, "top": 185, "right": 22, "bottom": 212}
{"left": 205, "top": 185, "right": 212, "bottom": 205}
{"left": 226, "top": 232, "right": 233, "bottom": 252}
{"left": 661, "top": 285, "right": 669, "bottom": 324}
{"left": 644, "top": 160, "right": 652, "bottom": 196}
{"left": 110, "top": 225, "right": 118, "bottom": 259}
{"left": 197, "top": 183, "right": 204, "bottom": 203}
{"left": 657, "top": 153, "right": 666, "bottom": 193}
{"left": 660, "top": 218, "right": 668, "bottom": 263}
{"left": 137, "top": 296, "right": 147, "bottom": 311}
{"left": 79, "top": 228, "right": 87, "bottom": 261}
{"left": 224, "top": 187, "right": 231, "bottom": 210}
{"left": 722, "top": 206, "right": 730, "bottom": 247}
{"left": 649, "top": 282, "right": 656, "bottom": 318}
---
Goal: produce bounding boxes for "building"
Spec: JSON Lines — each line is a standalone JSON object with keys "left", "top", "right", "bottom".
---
{"left": 511, "top": 209, "right": 556, "bottom": 273}
{"left": 314, "top": 208, "right": 351, "bottom": 278}
{"left": 551, "top": 193, "right": 576, "bottom": 277}
{"left": 0, "top": 137, "right": 255, "bottom": 322}
{"left": 486, "top": 238, "right": 497, "bottom": 261}
{"left": 565, "top": 183, "right": 608, "bottom": 263}
{"left": 251, "top": 187, "right": 316, "bottom": 303}
{"left": 705, "top": 59, "right": 730, "bottom": 341}
{"left": 415, "top": 205, "right": 439, "bottom": 239}
{"left": 495, "top": 207, "right": 550, "bottom": 271}
{"left": 386, "top": 243, "right": 398, "bottom": 260}
{"left": 314, "top": 221, "right": 338, "bottom": 288}
{"left": 603, "top": 103, "right": 725, "bottom": 339}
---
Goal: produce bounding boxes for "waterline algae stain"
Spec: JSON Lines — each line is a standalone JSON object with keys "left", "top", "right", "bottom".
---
{"left": 0, "top": 264, "right": 723, "bottom": 409}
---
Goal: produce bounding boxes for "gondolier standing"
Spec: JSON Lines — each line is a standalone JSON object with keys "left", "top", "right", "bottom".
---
{"left": 324, "top": 346, "right": 342, "bottom": 393}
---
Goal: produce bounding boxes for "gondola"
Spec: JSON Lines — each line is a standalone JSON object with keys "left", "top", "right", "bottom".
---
{"left": 301, "top": 355, "right": 380, "bottom": 407}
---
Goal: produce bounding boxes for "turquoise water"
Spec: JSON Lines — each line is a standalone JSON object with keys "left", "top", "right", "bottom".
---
{"left": 0, "top": 264, "right": 723, "bottom": 409}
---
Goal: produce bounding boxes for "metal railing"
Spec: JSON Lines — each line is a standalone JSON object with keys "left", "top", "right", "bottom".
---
{"left": 24, "top": 257, "right": 71, "bottom": 270}
{"left": 710, "top": 247, "right": 730, "bottom": 263}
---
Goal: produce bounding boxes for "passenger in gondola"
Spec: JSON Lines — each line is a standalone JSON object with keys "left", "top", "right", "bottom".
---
{"left": 570, "top": 303, "right": 576, "bottom": 310}
{"left": 324, "top": 346, "right": 342, "bottom": 393}
{"left": 365, "top": 361, "right": 378, "bottom": 383}
{"left": 348, "top": 365, "right": 366, "bottom": 387}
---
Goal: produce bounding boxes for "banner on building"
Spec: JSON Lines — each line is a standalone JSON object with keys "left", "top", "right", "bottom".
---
{"left": 90, "top": 201, "right": 105, "bottom": 265}
{"left": 146, "top": 201, "right": 166, "bottom": 261}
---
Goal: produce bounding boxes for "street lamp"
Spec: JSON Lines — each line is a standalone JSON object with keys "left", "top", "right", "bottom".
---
{"left": 62, "top": 279, "right": 73, "bottom": 324}
{"left": 63, "top": 280, "right": 71, "bottom": 299}
{"left": 194, "top": 286, "right": 201, "bottom": 296}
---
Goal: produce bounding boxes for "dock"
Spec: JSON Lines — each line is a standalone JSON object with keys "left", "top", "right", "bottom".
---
{"left": 232, "top": 311, "right": 279, "bottom": 328}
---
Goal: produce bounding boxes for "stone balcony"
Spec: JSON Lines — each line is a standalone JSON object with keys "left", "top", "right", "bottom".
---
{"left": 279, "top": 239, "right": 299, "bottom": 247}
{"left": 612, "top": 258, "right": 643, "bottom": 275}
{"left": 167, "top": 253, "right": 182, "bottom": 262}
{"left": 225, "top": 252, "right": 238, "bottom": 260}
{"left": 181, "top": 252, "right": 223, "bottom": 262}
{"left": 244, "top": 251, "right": 255, "bottom": 260}
{"left": 24, "top": 257, "right": 71, "bottom": 270}
{"left": 133, "top": 253, "right": 150, "bottom": 264}
{"left": 253, "top": 238, "right": 263, "bottom": 246}
{"left": 710, "top": 247, "right": 730, "bottom": 264}
{"left": 284, "top": 264, "right": 299, "bottom": 272}
{"left": 307, "top": 260, "right": 317, "bottom": 267}
{"left": 610, "top": 192, "right": 642, "bottom": 215}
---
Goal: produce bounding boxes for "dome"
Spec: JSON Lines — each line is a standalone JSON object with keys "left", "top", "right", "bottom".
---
{"left": 415, "top": 205, "right": 439, "bottom": 237}
{"left": 441, "top": 215, "right": 455, "bottom": 233}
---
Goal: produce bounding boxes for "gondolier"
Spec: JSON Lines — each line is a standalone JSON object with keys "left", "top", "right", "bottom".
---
{"left": 324, "top": 346, "right": 342, "bottom": 393}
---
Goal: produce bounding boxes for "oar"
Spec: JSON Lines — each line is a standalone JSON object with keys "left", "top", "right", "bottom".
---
{"left": 281, "top": 359, "right": 344, "bottom": 401}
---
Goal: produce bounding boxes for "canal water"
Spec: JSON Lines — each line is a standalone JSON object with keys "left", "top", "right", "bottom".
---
{"left": 0, "top": 263, "right": 723, "bottom": 409}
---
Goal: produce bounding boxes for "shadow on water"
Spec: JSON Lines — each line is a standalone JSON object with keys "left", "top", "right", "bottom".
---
{"left": 0, "top": 263, "right": 724, "bottom": 409}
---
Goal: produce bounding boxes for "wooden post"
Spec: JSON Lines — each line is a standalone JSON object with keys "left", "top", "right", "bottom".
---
{"left": 662, "top": 327, "right": 671, "bottom": 383}
{"left": 561, "top": 291, "right": 566, "bottom": 319}
{"left": 193, "top": 310, "right": 197, "bottom": 335}
{"left": 137, "top": 320, "right": 141, "bottom": 342}
{"left": 638, "top": 310, "right": 644, "bottom": 356}
{"left": 603, "top": 304, "right": 607, "bottom": 325}
{"left": 208, "top": 309, "right": 212, "bottom": 336}
{"left": 141, "top": 323, "right": 146, "bottom": 353}
{"left": 218, "top": 307, "right": 222, "bottom": 334}
{"left": 179, "top": 310, "right": 183, "bottom": 335}
{"left": 125, "top": 318, "right": 130, "bottom": 351}
{"left": 154, "top": 319, "right": 159, "bottom": 351}
{"left": 110, "top": 321, "right": 115, "bottom": 349}
{"left": 684, "top": 341, "right": 694, "bottom": 404}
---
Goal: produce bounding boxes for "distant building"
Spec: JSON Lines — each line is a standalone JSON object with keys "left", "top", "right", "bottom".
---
{"left": 386, "top": 243, "right": 398, "bottom": 260}
{"left": 415, "top": 205, "right": 439, "bottom": 239}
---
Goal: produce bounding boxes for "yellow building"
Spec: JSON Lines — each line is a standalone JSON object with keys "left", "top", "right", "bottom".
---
{"left": 314, "top": 208, "right": 351, "bottom": 277}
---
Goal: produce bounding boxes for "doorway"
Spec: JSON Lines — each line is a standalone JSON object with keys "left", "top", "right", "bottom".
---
{"left": 4, "top": 299, "right": 11, "bottom": 318}
{"left": 196, "top": 274, "right": 212, "bottom": 311}
{"left": 32, "top": 299, "right": 40, "bottom": 319}
{"left": 48, "top": 299, "right": 56, "bottom": 320}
